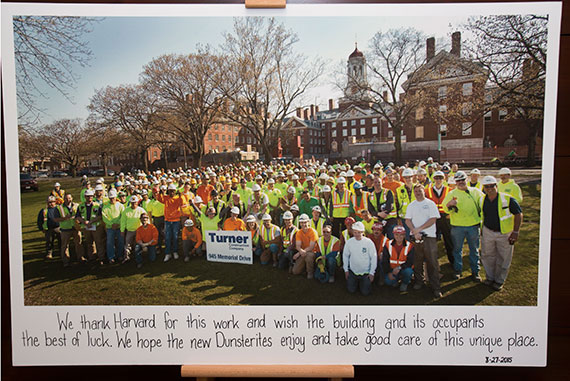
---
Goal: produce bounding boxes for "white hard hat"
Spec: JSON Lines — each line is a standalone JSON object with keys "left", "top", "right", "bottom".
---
{"left": 283, "top": 211, "right": 293, "bottom": 220}
{"left": 287, "top": 186, "right": 296, "bottom": 194}
{"left": 322, "top": 185, "right": 331, "bottom": 192}
{"left": 262, "top": 213, "right": 272, "bottom": 221}
{"left": 352, "top": 221, "right": 365, "bottom": 232}
{"left": 252, "top": 184, "right": 261, "bottom": 192}
{"left": 312, "top": 206, "right": 321, "bottom": 213}
{"left": 339, "top": 171, "right": 347, "bottom": 177}
{"left": 418, "top": 169, "right": 427, "bottom": 175}
{"left": 255, "top": 175, "right": 263, "bottom": 180}
{"left": 319, "top": 173, "right": 328, "bottom": 180}
{"left": 267, "top": 178, "right": 275, "bottom": 184}
{"left": 130, "top": 195, "right": 139, "bottom": 204}
{"left": 336, "top": 177, "right": 346, "bottom": 184}
{"left": 290, "top": 204, "right": 299, "bottom": 212}
{"left": 84, "top": 189, "right": 95, "bottom": 196}
{"left": 54, "top": 182, "right": 61, "bottom": 187}
{"left": 184, "top": 219, "right": 194, "bottom": 227}
{"left": 454, "top": 171, "right": 468, "bottom": 181}
{"left": 481, "top": 176, "right": 498, "bottom": 186}
{"left": 419, "top": 160, "right": 426, "bottom": 166}
{"left": 291, "top": 174, "right": 299, "bottom": 180}
{"left": 298, "top": 213, "right": 310, "bottom": 222}
{"left": 433, "top": 171, "right": 445, "bottom": 178}
{"left": 498, "top": 167, "right": 512, "bottom": 176}
{"left": 402, "top": 168, "right": 414, "bottom": 177}
{"left": 246, "top": 215, "right": 257, "bottom": 223}
{"left": 306, "top": 176, "right": 314, "bottom": 181}
{"left": 108, "top": 189, "right": 118, "bottom": 198}
{"left": 141, "top": 189, "right": 148, "bottom": 195}
{"left": 287, "top": 170, "right": 294, "bottom": 175}
{"left": 470, "top": 168, "right": 481, "bottom": 175}
{"left": 230, "top": 206, "right": 240, "bottom": 214}
{"left": 346, "top": 170, "right": 355, "bottom": 177}
{"left": 160, "top": 185, "right": 167, "bottom": 191}
{"left": 194, "top": 195, "right": 203, "bottom": 203}
{"left": 94, "top": 184, "right": 104, "bottom": 191}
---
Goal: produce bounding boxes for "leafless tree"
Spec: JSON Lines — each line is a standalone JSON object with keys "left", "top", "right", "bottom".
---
{"left": 355, "top": 28, "right": 426, "bottom": 164}
{"left": 88, "top": 84, "right": 161, "bottom": 172}
{"left": 13, "top": 16, "right": 100, "bottom": 127}
{"left": 219, "top": 17, "right": 324, "bottom": 163}
{"left": 140, "top": 48, "right": 226, "bottom": 168}
{"left": 463, "top": 14, "right": 547, "bottom": 166}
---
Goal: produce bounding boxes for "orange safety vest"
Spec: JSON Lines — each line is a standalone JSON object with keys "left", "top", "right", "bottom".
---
{"left": 350, "top": 191, "right": 369, "bottom": 217}
{"left": 387, "top": 240, "right": 413, "bottom": 269}
{"left": 426, "top": 185, "right": 449, "bottom": 214}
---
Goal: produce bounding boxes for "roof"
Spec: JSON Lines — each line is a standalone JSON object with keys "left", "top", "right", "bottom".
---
{"left": 349, "top": 45, "right": 363, "bottom": 59}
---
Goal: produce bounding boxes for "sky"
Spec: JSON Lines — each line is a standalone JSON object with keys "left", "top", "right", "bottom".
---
{"left": 17, "top": 14, "right": 470, "bottom": 126}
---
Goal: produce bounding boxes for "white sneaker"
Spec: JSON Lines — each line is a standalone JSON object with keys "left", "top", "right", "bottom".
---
{"left": 173, "top": 252, "right": 179, "bottom": 260}
{"left": 163, "top": 254, "right": 172, "bottom": 262}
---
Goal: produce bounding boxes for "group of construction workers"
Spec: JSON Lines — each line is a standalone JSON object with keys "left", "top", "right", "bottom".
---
{"left": 36, "top": 157, "right": 523, "bottom": 298}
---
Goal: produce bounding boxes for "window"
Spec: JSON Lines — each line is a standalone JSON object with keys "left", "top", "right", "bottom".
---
{"left": 462, "top": 102, "right": 472, "bottom": 116}
{"left": 215, "top": 134, "right": 219, "bottom": 141}
{"left": 388, "top": 130, "right": 393, "bottom": 138}
{"left": 222, "top": 135, "right": 226, "bottom": 142}
{"left": 321, "top": 123, "right": 325, "bottom": 128}
{"left": 462, "top": 122, "right": 472, "bottom": 136}
{"left": 228, "top": 135, "right": 232, "bottom": 142}
{"left": 351, "top": 128, "right": 357, "bottom": 136}
{"left": 372, "top": 126, "right": 378, "bottom": 134}
{"left": 300, "top": 130, "right": 304, "bottom": 136}
{"left": 484, "top": 111, "right": 492, "bottom": 122}
{"left": 221, "top": 125, "right": 225, "bottom": 132}
{"left": 342, "top": 121, "right": 347, "bottom": 127}
{"left": 438, "top": 86, "right": 447, "bottom": 99}
{"left": 415, "top": 107, "right": 424, "bottom": 120}
{"left": 235, "top": 126, "right": 239, "bottom": 132}
{"left": 153, "top": 151, "right": 157, "bottom": 158}
{"left": 439, "top": 105, "right": 447, "bottom": 113}
{"left": 499, "top": 109, "right": 508, "bottom": 121}
{"left": 360, "top": 127, "right": 366, "bottom": 135}
{"left": 415, "top": 126, "right": 424, "bottom": 139}
{"left": 208, "top": 134, "right": 212, "bottom": 141}
{"left": 332, "top": 122, "right": 337, "bottom": 128}
{"left": 332, "top": 130, "right": 337, "bottom": 137}
{"left": 342, "top": 129, "right": 348, "bottom": 137}
{"left": 247, "top": 137, "right": 251, "bottom": 144}
{"left": 463, "top": 82, "right": 473, "bottom": 96}
{"left": 351, "top": 120, "right": 356, "bottom": 126}
{"left": 440, "top": 124, "right": 447, "bottom": 137}
{"left": 485, "top": 94, "right": 493, "bottom": 103}
{"left": 310, "top": 138, "right": 313, "bottom": 144}
{"left": 360, "top": 119, "right": 366, "bottom": 125}
{"left": 372, "top": 118, "right": 378, "bottom": 124}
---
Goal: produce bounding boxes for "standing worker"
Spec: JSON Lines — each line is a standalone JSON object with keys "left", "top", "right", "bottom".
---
{"left": 479, "top": 176, "right": 523, "bottom": 291}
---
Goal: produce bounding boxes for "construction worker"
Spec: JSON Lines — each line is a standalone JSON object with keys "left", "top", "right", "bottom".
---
{"left": 278, "top": 211, "right": 298, "bottom": 270}
{"left": 367, "top": 175, "right": 397, "bottom": 239}
{"left": 349, "top": 182, "right": 369, "bottom": 221}
{"left": 120, "top": 195, "right": 147, "bottom": 264}
{"left": 101, "top": 189, "right": 125, "bottom": 264}
{"left": 395, "top": 168, "right": 416, "bottom": 238}
{"left": 405, "top": 183, "right": 442, "bottom": 298}
{"left": 291, "top": 214, "right": 318, "bottom": 279}
{"left": 479, "top": 176, "right": 523, "bottom": 291}
{"left": 259, "top": 214, "right": 281, "bottom": 266}
{"left": 153, "top": 184, "right": 183, "bottom": 262}
{"left": 443, "top": 171, "right": 484, "bottom": 281}
{"left": 134, "top": 212, "right": 159, "bottom": 269}
{"left": 54, "top": 193, "right": 83, "bottom": 267}
{"left": 75, "top": 189, "right": 103, "bottom": 264}
{"left": 343, "top": 221, "right": 377, "bottom": 295}
{"left": 182, "top": 218, "right": 203, "bottom": 261}
{"left": 314, "top": 224, "right": 340, "bottom": 283}
{"left": 425, "top": 171, "right": 454, "bottom": 265}
{"left": 469, "top": 168, "right": 483, "bottom": 190}
{"left": 382, "top": 225, "right": 414, "bottom": 292}
{"left": 37, "top": 196, "right": 60, "bottom": 259}
{"left": 309, "top": 206, "right": 326, "bottom": 236}
{"left": 497, "top": 167, "right": 523, "bottom": 203}
{"left": 50, "top": 182, "right": 65, "bottom": 205}
{"left": 331, "top": 176, "right": 351, "bottom": 237}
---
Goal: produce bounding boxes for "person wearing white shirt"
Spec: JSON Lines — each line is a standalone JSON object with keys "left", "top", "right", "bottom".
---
{"left": 405, "top": 183, "right": 442, "bottom": 298}
{"left": 343, "top": 221, "right": 377, "bottom": 296}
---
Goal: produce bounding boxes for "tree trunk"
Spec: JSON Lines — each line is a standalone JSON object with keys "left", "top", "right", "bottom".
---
{"left": 192, "top": 151, "right": 202, "bottom": 168}
{"left": 262, "top": 143, "right": 273, "bottom": 164}
{"left": 102, "top": 153, "right": 108, "bottom": 176}
{"left": 393, "top": 129, "right": 403, "bottom": 165}
{"left": 525, "top": 120, "right": 538, "bottom": 167}
{"left": 142, "top": 148, "right": 149, "bottom": 172}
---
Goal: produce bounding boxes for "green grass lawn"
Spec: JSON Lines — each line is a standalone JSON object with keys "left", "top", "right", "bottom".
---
{"left": 20, "top": 177, "right": 539, "bottom": 306}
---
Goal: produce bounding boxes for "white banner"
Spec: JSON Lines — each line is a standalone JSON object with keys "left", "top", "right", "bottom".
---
{"left": 205, "top": 230, "right": 253, "bottom": 265}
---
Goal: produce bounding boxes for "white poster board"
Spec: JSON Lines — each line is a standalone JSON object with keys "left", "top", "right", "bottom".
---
{"left": 1, "top": 2, "right": 561, "bottom": 367}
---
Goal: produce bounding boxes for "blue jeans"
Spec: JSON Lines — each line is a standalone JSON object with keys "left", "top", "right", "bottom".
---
{"left": 106, "top": 228, "right": 124, "bottom": 261}
{"left": 384, "top": 267, "right": 413, "bottom": 286}
{"left": 451, "top": 225, "right": 480, "bottom": 275}
{"left": 347, "top": 270, "right": 372, "bottom": 295}
{"left": 135, "top": 244, "right": 156, "bottom": 264}
{"left": 164, "top": 220, "right": 180, "bottom": 255}
{"left": 326, "top": 251, "right": 338, "bottom": 276}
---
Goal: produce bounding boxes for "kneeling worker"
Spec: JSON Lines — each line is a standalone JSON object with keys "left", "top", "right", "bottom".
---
{"left": 382, "top": 225, "right": 414, "bottom": 292}
{"left": 343, "top": 221, "right": 377, "bottom": 295}
{"left": 134, "top": 213, "right": 159, "bottom": 269}
{"left": 182, "top": 219, "right": 203, "bottom": 261}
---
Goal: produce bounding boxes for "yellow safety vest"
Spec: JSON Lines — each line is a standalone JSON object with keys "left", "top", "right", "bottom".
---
{"left": 479, "top": 192, "right": 515, "bottom": 234}
{"left": 332, "top": 189, "right": 350, "bottom": 218}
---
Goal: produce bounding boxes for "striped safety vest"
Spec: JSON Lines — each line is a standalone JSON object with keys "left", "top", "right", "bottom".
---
{"left": 350, "top": 191, "right": 369, "bottom": 218}
{"left": 387, "top": 240, "right": 413, "bottom": 269}
{"left": 260, "top": 224, "right": 279, "bottom": 248}
{"left": 280, "top": 225, "right": 298, "bottom": 249}
{"left": 479, "top": 192, "right": 515, "bottom": 234}
{"left": 332, "top": 189, "right": 351, "bottom": 218}
{"left": 317, "top": 235, "right": 341, "bottom": 266}
{"left": 310, "top": 217, "right": 326, "bottom": 236}
{"left": 368, "top": 189, "right": 397, "bottom": 219}
{"left": 426, "top": 185, "right": 450, "bottom": 214}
